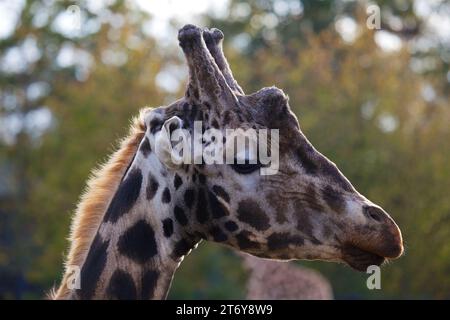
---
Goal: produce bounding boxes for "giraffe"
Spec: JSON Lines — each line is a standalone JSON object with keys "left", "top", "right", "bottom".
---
{"left": 53, "top": 24, "right": 403, "bottom": 299}
{"left": 242, "top": 254, "right": 333, "bottom": 300}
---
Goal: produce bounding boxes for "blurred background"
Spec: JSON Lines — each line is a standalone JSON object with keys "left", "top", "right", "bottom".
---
{"left": 0, "top": 0, "right": 449, "bottom": 299}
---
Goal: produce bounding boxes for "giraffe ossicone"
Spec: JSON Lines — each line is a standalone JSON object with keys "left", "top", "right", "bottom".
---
{"left": 54, "top": 24, "right": 403, "bottom": 300}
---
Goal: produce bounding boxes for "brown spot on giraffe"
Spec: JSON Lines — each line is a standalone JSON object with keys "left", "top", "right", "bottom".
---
{"left": 237, "top": 199, "right": 270, "bottom": 231}
{"left": 107, "top": 270, "right": 137, "bottom": 300}
{"left": 266, "top": 191, "right": 288, "bottom": 223}
{"left": 118, "top": 219, "right": 158, "bottom": 264}
{"left": 146, "top": 172, "right": 159, "bottom": 200}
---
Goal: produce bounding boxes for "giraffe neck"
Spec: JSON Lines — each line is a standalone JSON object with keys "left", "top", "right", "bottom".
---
{"left": 74, "top": 144, "right": 199, "bottom": 300}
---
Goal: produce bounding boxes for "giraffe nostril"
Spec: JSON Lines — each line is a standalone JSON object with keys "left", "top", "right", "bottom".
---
{"left": 364, "top": 206, "right": 385, "bottom": 223}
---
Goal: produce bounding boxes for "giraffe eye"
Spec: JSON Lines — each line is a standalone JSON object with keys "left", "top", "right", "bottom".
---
{"left": 231, "top": 159, "right": 261, "bottom": 174}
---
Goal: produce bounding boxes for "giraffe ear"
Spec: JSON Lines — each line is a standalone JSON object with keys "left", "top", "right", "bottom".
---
{"left": 154, "top": 116, "right": 189, "bottom": 169}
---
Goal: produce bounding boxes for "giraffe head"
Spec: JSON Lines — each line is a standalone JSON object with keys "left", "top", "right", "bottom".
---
{"left": 144, "top": 24, "right": 403, "bottom": 272}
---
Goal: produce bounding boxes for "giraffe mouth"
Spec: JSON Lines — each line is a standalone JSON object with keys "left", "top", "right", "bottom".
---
{"left": 341, "top": 244, "right": 386, "bottom": 272}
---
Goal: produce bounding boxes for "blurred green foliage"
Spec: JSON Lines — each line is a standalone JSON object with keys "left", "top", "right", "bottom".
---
{"left": 0, "top": 0, "right": 449, "bottom": 299}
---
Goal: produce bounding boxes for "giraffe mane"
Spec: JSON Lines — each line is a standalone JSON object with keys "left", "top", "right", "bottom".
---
{"left": 52, "top": 108, "right": 149, "bottom": 299}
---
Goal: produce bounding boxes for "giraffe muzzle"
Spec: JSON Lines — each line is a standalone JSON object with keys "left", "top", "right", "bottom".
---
{"left": 341, "top": 205, "right": 403, "bottom": 271}
{"left": 341, "top": 243, "right": 386, "bottom": 272}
